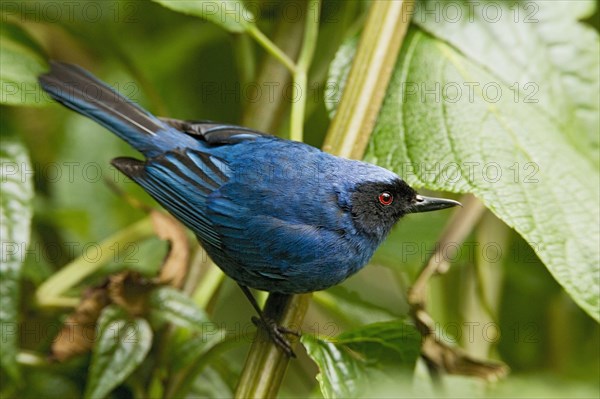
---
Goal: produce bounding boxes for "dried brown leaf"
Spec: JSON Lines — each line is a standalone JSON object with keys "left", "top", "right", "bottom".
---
{"left": 108, "top": 271, "right": 156, "bottom": 316}
{"left": 151, "top": 210, "right": 190, "bottom": 288}
{"left": 51, "top": 287, "right": 110, "bottom": 362}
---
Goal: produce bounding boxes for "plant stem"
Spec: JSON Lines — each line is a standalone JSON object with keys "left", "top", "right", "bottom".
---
{"left": 36, "top": 217, "right": 154, "bottom": 306}
{"left": 246, "top": 24, "right": 297, "bottom": 74}
{"left": 234, "top": 2, "right": 414, "bottom": 398}
{"left": 192, "top": 260, "right": 225, "bottom": 309}
{"left": 408, "top": 194, "right": 487, "bottom": 305}
{"left": 462, "top": 212, "right": 507, "bottom": 357}
{"left": 241, "top": 5, "right": 306, "bottom": 133}
{"left": 322, "top": 0, "right": 414, "bottom": 159}
{"left": 407, "top": 195, "right": 508, "bottom": 381}
{"left": 231, "top": 10, "right": 313, "bottom": 398}
{"left": 235, "top": 293, "right": 310, "bottom": 399}
{"left": 290, "top": 0, "right": 321, "bottom": 142}
{"left": 233, "top": 33, "right": 256, "bottom": 88}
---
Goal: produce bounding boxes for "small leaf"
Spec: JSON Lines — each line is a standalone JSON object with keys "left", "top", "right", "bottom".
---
{"left": 0, "top": 137, "right": 34, "bottom": 381}
{"left": 302, "top": 334, "right": 362, "bottom": 398}
{"left": 148, "top": 286, "right": 210, "bottom": 330}
{"left": 151, "top": 0, "right": 254, "bottom": 33}
{"left": 85, "top": 306, "right": 152, "bottom": 399}
{"left": 0, "top": 22, "right": 49, "bottom": 106}
{"left": 302, "top": 320, "right": 421, "bottom": 398}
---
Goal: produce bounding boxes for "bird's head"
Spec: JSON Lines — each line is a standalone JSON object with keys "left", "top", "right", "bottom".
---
{"left": 349, "top": 178, "right": 460, "bottom": 242}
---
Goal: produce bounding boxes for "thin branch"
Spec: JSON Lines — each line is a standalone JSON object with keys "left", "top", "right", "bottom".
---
{"left": 408, "top": 194, "right": 487, "bottom": 305}
{"left": 241, "top": 9, "right": 306, "bottom": 133}
{"left": 36, "top": 217, "right": 155, "bottom": 306}
{"left": 246, "top": 24, "right": 297, "bottom": 74}
{"left": 290, "top": 0, "right": 322, "bottom": 142}
{"left": 407, "top": 194, "right": 509, "bottom": 382}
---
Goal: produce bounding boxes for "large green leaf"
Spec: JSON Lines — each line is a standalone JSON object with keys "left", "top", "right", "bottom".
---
{"left": 302, "top": 320, "right": 421, "bottom": 398}
{"left": 413, "top": 0, "right": 600, "bottom": 167}
{"left": 151, "top": 0, "right": 254, "bottom": 33}
{"left": 84, "top": 306, "right": 152, "bottom": 399}
{"left": 148, "top": 286, "right": 210, "bottom": 330}
{"left": 0, "top": 22, "right": 48, "bottom": 106}
{"left": 328, "top": 3, "right": 600, "bottom": 322}
{"left": 0, "top": 137, "right": 34, "bottom": 381}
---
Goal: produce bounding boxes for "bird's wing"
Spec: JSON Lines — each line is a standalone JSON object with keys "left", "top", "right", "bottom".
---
{"left": 159, "top": 118, "right": 272, "bottom": 145}
{"left": 112, "top": 148, "right": 230, "bottom": 248}
{"left": 206, "top": 188, "right": 342, "bottom": 283}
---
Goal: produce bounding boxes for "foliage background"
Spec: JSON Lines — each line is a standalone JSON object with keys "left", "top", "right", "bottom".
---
{"left": 1, "top": 1, "right": 599, "bottom": 398}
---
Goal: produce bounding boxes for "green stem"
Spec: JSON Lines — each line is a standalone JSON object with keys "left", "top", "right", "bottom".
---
{"left": 192, "top": 261, "right": 225, "bottom": 309}
{"left": 233, "top": 33, "right": 256, "bottom": 88}
{"left": 235, "top": 293, "right": 310, "bottom": 398}
{"left": 232, "top": 33, "right": 256, "bottom": 111}
{"left": 462, "top": 212, "right": 507, "bottom": 357}
{"left": 241, "top": 8, "right": 306, "bottom": 134}
{"left": 323, "top": 0, "right": 414, "bottom": 159}
{"left": 290, "top": 0, "right": 321, "bottom": 142}
{"left": 247, "top": 24, "right": 297, "bottom": 74}
{"left": 36, "top": 217, "right": 155, "bottom": 306}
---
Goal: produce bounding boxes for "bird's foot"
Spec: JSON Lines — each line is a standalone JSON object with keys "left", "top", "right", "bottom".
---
{"left": 251, "top": 316, "right": 300, "bottom": 357}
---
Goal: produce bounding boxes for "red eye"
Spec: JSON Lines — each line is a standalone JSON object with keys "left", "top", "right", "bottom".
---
{"left": 378, "top": 191, "right": 393, "bottom": 206}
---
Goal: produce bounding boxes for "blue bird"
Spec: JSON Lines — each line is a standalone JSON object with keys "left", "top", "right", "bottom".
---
{"left": 39, "top": 62, "right": 460, "bottom": 355}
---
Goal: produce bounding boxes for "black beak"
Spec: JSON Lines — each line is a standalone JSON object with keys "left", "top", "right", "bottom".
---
{"left": 410, "top": 194, "right": 462, "bottom": 213}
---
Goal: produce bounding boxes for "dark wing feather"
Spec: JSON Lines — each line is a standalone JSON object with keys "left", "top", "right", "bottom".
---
{"left": 112, "top": 149, "right": 230, "bottom": 248}
{"left": 159, "top": 118, "right": 272, "bottom": 144}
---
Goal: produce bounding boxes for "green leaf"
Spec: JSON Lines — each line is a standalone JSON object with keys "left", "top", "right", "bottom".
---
{"left": 413, "top": 0, "right": 600, "bottom": 167}
{"left": 302, "top": 334, "right": 362, "bottom": 398}
{"left": 0, "top": 22, "right": 49, "bottom": 106}
{"left": 148, "top": 286, "right": 210, "bottom": 330}
{"left": 0, "top": 137, "right": 34, "bottom": 381}
{"left": 328, "top": 3, "right": 600, "bottom": 321}
{"left": 302, "top": 320, "right": 421, "bottom": 398}
{"left": 186, "top": 366, "right": 234, "bottom": 398}
{"left": 169, "top": 328, "right": 225, "bottom": 372}
{"left": 151, "top": 0, "right": 254, "bottom": 33}
{"left": 85, "top": 306, "right": 152, "bottom": 399}
{"left": 314, "top": 286, "right": 399, "bottom": 327}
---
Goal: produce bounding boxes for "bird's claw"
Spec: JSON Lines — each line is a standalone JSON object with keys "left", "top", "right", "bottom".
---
{"left": 251, "top": 316, "right": 300, "bottom": 357}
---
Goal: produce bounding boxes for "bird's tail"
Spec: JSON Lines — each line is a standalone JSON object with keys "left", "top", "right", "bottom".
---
{"left": 39, "top": 61, "right": 168, "bottom": 154}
